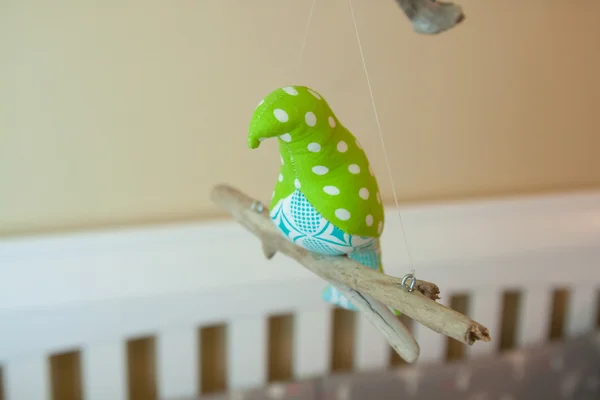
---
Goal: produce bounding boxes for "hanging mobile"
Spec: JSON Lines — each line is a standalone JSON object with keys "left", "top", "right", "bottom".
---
{"left": 211, "top": 0, "right": 487, "bottom": 364}
{"left": 394, "top": 0, "right": 465, "bottom": 35}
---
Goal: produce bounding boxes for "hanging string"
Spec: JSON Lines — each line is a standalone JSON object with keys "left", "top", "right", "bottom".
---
{"left": 292, "top": 0, "right": 417, "bottom": 284}
{"left": 346, "top": 0, "right": 416, "bottom": 278}
{"left": 294, "top": 0, "right": 318, "bottom": 76}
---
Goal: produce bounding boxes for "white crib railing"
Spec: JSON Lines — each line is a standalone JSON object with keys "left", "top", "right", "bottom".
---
{"left": 1, "top": 190, "right": 600, "bottom": 400}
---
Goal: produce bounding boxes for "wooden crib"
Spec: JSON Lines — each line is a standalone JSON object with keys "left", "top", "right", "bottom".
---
{"left": 2, "top": 189, "right": 600, "bottom": 400}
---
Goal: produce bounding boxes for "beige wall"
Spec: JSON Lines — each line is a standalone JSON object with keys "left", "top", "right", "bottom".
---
{"left": 2, "top": 0, "right": 600, "bottom": 237}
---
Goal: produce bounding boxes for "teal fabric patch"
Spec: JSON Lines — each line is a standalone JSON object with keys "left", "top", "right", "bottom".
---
{"left": 271, "top": 189, "right": 390, "bottom": 312}
{"left": 270, "top": 190, "right": 377, "bottom": 255}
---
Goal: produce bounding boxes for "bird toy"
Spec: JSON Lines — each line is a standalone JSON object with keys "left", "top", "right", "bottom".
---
{"left": 248, "top": 85, "right": 396, "bottom": 314}
{"left": 210, "top": 0, "right": 491, "bottom": 364}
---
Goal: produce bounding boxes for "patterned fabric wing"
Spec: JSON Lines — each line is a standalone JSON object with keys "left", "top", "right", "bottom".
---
{"left": 270, "top": 190, "right": 381, "bottom": 311}
{"left": 270, "top": 190, "right": 376, "bottom": 255}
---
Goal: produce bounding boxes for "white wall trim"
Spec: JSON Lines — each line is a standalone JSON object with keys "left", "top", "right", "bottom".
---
{"left": 2, "top": 190, "right": 600, "bottom": 312}
{"left": 1, "top": 190, "right": 600, "bottom": 363}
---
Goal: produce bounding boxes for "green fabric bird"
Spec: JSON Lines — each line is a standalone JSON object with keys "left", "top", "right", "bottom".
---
{"left": 248, "top": 85, "right": 391, "bottom": 312}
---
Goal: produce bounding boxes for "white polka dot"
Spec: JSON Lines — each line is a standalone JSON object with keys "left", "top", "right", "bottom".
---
{"left": 359, "top": 188, "right": 369, "bottom": 199}
{"left": 328, "top": 116, "right": 336, "bottom": 128}
{"left": 323, "top": 186, "right": 340, "bottom": 195}
{"left": 377, "top": 193, "right": 381, "bottom": 204}
{"left": 307, "top": 142, "right": 321, "bottom": 152}
{"left": 278, "top": 173, "right": 283, "bottom": 182}
{"left": 369, "top": 165, "right": 374, "bottom": 176}
{"left": 348, "top": 164, "right": 360, "bottom": 174}
{"left": 282, "top": 86, "right": 298, "bottom": 95}
{"left": 312, "top": 166, "right": 329, "bottom": 175}
{"left": 378, "top": 221, "right": 383, "bottom": 234}
{"left": 279, "top": 133, "right": 292, "bottom": 142}
{"left": 337, "top": 141, "right": 348, "bottom": 152}
{"left": 366, "top": 215, "right": 373, "bottom": 226}
{"left": 335, "top": 208, "right": 351, "bottom": 221}
{"left": 294, "top": 178, "right": 301, "bottom": 189}
{"left": 355, "top": 140, "right": 363, "bottom": 149}
{"left": 308, "top": 89, "right": 321, "bottom": 99}
{"left": 274, "top": 109, "right": 288, "bottom": 122}
{"left": 305, "top": 112, "right": 317, "bottom": 127}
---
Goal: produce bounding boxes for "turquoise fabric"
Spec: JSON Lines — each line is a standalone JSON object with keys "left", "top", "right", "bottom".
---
{"left": 270, "top": 189, "right": 380, "bottom": 311}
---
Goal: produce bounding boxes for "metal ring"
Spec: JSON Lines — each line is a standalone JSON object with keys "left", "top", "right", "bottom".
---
{"left": 250, "top": 200, "right": 264, "bottom": 213}
{"left": 401, "top": 273, "right": 417, "bottom": 293}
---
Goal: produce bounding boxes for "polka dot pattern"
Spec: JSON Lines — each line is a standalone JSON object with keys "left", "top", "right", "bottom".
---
{"left": 305, "top": 112, "right": 317, "bottom": 127}
{"left": 274, "top": 109, "right": 288, "bottom": 122}
{"left": 348, "top": 164, "right": 360, "bottom": 174}
{"left": 308, "top": 89, "right": 321, "bottom": 99}
{"left": 323, "top": 186, "right": 340, "bottom": 195}
{"left": 249, "top": 85, "right": 384, "bottom": 238}
{"left": 335, "top": 208, "right": 351, "bottom": 221}
{"left": 282, "top": 86, "right": 298, "bottom": 95}
{"left": 312, "top": 166, "right": 329, "bottom": 175}
{"left": 308, "top": 142, "right": 321, "bottom": 152}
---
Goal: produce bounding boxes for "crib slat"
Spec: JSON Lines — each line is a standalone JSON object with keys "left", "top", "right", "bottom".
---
{"left": 355, "top": 313, "right": 390, "bottom": 371}
{"left": 412, "top": 297, "right": 450, "bottom": 363}
{"left": 294, "top": 306, "right": 332, "bottom": 379}
{"left": 517, "top": 286, "right": 553, "bottom": 347}
{"left": 565, "top": 286, "right": 598, "bottom": 338}
{"left": 82, "top": 340, "right": 126, "bottom": 400}
{"left": 467, "top": 289, "right": 501, "bottom": 358}
{"left": 157, "top": 327, "right": 198, "bottom": 399}
{"left": 228, "top": 317, "right": 266, "bottom": 390}
{"left": 4, "top": 356, "right": 49, "bottom": 400}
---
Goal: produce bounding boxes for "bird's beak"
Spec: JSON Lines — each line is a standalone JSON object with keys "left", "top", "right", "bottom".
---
{"left": 248, "top": 136, "right": 262, "bottom": 149}
{"left": 248, "top": 127, "right": 279, "bottom": 149}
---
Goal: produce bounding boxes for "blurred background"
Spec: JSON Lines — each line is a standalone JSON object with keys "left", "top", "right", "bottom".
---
{"left": 2, "top": 2, "right": 600, "bottom": 400}
{"left": 2, "top": 0, "right": 600, "bottom": 238}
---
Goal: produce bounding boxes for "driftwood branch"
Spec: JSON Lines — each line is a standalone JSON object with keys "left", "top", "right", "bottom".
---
{"left": 395, "top": 0, "right": 465, "bottom": 34}
{"left": 210, "top": 184, "right": 491, "bottom": 349}
{"left": 329, "top": 280, "right": 420, "bottom": 362}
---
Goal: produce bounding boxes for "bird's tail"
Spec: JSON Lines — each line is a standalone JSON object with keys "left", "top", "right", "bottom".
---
{"left": 321, "top": 246, "right": 401, "bottom": 316}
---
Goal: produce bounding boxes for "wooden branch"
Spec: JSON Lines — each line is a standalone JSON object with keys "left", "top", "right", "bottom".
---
{"left": 210, "top": 184, "right": 491, "bottom": 347}
{"left": 394, "top": 0, "right": 465, "bottom": 35}
{"left": 329, "top": 280, "right": 420, "bottom": 362}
